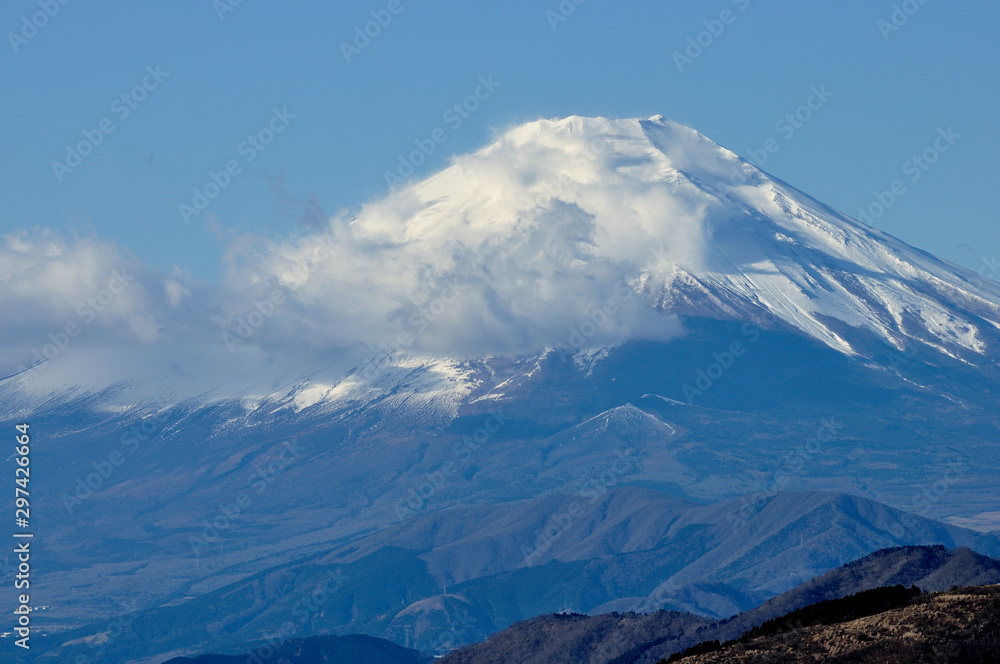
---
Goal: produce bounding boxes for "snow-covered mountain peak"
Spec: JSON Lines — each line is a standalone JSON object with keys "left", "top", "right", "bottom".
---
{"left": 359, "top": 114, "right": 1000, "bottom": 361}
{"left": 6, "top": 115, "right": 1000, "bottom": 407}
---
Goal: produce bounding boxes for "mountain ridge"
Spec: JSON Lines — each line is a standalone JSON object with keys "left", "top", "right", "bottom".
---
{"left": 660, "top": 584, "right": 1000, "bottom": 664}
{"left": 438, "top": 545, "right": 1000, "bottom": 664}
{"left": 32, "top": 489, "right": 1000, "bottom": 663}
{"left": 6, "top": 116, "right": 1000, "bottom": 664}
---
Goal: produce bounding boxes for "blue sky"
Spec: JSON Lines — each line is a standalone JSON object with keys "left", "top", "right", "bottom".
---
{"left": 2, "top": 0, "right": 998, "bottom": 280}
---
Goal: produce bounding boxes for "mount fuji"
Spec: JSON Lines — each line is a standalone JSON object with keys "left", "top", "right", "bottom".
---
{"left": 381, "top": 115, "right": 1000, "bottom": 362}
{"left": 3, "top": 115, "right": 1000, "bottom": 663}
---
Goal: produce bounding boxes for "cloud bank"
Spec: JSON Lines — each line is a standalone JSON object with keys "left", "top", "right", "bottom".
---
{"left": 223, "top": 117, "right": 714, "bottom": 357}
{"left": 3, "top": 117, "right": 730, "bottom": 393}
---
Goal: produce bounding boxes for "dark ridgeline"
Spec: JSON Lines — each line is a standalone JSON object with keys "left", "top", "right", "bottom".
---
{"left": 160, "top": 634, "right": 432, "bottom": 664}
{"left": 659, "top": 585, "right": 1000, "bottom": 664}
{"left": 664, "top": 584, "right": 923, "bottom": 662}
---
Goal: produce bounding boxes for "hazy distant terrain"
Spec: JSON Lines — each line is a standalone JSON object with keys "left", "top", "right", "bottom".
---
{"left": 141, "top": 546, "right": 1000, "bottom": 664}
{"left": 5, "top": 117, "right": 1000, "bottom": 663}
{"left": 29, "top": 490, "right": 1000, "bottom": 664}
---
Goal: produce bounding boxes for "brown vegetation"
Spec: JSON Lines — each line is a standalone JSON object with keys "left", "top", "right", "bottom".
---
{"left": 662, "top": 585, "right": 1000, "bottom": 664}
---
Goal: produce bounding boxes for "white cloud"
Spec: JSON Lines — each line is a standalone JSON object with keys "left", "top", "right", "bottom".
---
{"left": 227, "top": 117, "right": 702, "bottom": 358}
{"left": 2, "top": 117, "right": 717, "bottom": 393}
{"left": 5, "top": 115, "right": 996, "bottom": 399}
{"left": 0, "top": 229, "right": 161, "bottom": 348}
{"left": 163, "top": 276, "right": 191, "bottom": 309}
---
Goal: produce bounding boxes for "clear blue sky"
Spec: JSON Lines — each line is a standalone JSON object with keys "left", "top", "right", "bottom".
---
{"left": 2, "top": 0, "right": 998, "bottom": 280}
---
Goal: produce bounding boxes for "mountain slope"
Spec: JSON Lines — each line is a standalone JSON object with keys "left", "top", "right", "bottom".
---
{"left": 6, "top": 115, "right": 1000, "bottom": 662}
{"left": 663, "top": 584, "right": 1000, "bottom": 664}
{"left": 438, "top": 611, "right": 712, "bottom": 664}
{"left": 36, "top": 491, "right": 1000, "bottom": 664}
{"left": 439, "top": 546, "right": 1000, "bottom": 664}
{"left": 733, "top": 544, "right": 1000, "bottom": 626}
{"left": 160, "top": 634, "right": 432, "bottom": 664}
{"left": 635, "top": 545, "right": 1000, "bottom": 663}
{"left": 10, "top": 329, "right": 1000, "bottom": 653}
{"left": 321, "top": 114, "right": 1000, "bottom": 362}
